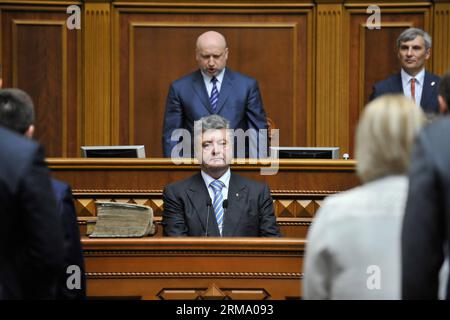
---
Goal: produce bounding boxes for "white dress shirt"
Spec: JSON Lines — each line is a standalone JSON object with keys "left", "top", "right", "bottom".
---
{"left": 201, "top": 68, "right": 226, "bottom": 97}
{"left": 201, "top": 168, "right": 230, "bottom": 203}
{"left": 401, "top": 68, "right": 425, "bottom": 106}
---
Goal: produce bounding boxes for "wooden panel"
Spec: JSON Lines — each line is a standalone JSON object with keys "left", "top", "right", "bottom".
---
{"left": 82, "top": 237, "right": 304, "bottom": 300}
{"left": 434, "top": 3, "right": 450, "bottom": 75}
{"left": 114, "top": 5, "right": 312, "bottom": 157}
{"left": 13, "top": 20, "right": 66, "bottom": 156}
{"left": 0, "top": 4, "right": 81, "bottom": 157}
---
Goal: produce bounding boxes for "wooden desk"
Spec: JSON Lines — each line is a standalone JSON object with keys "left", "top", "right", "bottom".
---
{"left": 83, "top": 237, "right": 305, "bottom": 300}
{"left": 49, "top": 159, "right": 359, "bottom": 238}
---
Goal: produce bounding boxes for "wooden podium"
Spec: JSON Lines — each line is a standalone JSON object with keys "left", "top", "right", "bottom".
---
{"left": 83, "top": 237, "right": 304, "bottom": 300}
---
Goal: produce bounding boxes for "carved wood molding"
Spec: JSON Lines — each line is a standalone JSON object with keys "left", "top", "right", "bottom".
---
{"left": 84, "top": 250, "right": 303, "bottom": 256}
{"left": 86, "top": 271, "right": 303, "bottom": 279}
{"left": 72, "top": 188, "right": 339, "bottom": 194}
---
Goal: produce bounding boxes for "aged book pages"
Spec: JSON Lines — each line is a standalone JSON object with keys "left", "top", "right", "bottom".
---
{"left": 89, "top": 202, "right": 155, "bottom": 238}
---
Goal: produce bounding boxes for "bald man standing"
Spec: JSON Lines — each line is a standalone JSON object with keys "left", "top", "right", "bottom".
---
{"left": 162, "top": 31, "right": 268, "bottom": 158}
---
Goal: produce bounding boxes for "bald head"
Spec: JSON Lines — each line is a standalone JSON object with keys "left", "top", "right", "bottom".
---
{"left": 195, "top": 31, "right": 228, "bottom": 77}
{"left": 196, "top": 31, "right": 227, "bottom": 51}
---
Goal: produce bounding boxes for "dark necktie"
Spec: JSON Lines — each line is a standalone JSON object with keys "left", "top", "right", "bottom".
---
{"left": 210, "top": 77, "right": 219, "bottom": 112}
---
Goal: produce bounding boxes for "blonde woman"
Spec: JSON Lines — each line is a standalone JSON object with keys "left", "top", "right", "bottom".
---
{"left": 303, "top": 95, "right": 425, "bottom": 299}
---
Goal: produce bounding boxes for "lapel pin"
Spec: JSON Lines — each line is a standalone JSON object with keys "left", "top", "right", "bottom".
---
{"left": 236, "top": 193, "right": 239, "bottom": 197}
{"left": 431, "top": 81, "right": 436, "bottom": 86}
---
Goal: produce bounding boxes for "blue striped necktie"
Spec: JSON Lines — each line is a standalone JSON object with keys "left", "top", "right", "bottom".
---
{"left": 210, "top": 179, "right": 225, "bottom": 235}
{"left": 210, "top": 77, "right": 219, "bottom": 112}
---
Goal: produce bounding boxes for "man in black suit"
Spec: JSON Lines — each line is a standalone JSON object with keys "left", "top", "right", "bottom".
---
{"left": 370, "top": 27, "right": 440, "bottom": 114}
{"left": 0, "top": 125, "right": 64, "bottom": 299}
{"left": 0, "top": 88, "right": 85, "bottom": 299}
{"left": 402, "top": 70, "right": 450, "bottom": 299}
{"left": 162, "top": 114, "right": 280, "bottom": 237}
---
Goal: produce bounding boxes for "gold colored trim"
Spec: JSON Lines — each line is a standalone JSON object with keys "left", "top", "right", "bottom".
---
{"left": 113, "top": 2, "right": 315, "bottom": 9}
{"left": 306, "top": 6, "right": 315, "bottom": 146}
{"left": 111, "top": 4, "right": 120, "bottom": 144}
{"left": 344, "top": 3, "right": 432, "bottom": 9}
{"left": 12, "top": 20, "right": 68, "bottom": 155}
{"left": 0, "top": 1, "right": 81, "bottom": 5}
{"left": 433, "top": 4, "right": 450, "bottom": 75}
{"left": 47, "top": 157, "right": 357, "bottom": 170}
{"left": 86, "top": 271, "right": 302, "bottom": 279}
{"left": 70, "top": 188, "right": 340, "bottom": 195}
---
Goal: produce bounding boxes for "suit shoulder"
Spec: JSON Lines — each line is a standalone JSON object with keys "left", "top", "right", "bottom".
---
{"left": 164, "top": 173, "right": 201, "bottom": 191}
{"left": 0, "top": 127, "right": 40, "bottom": 170}
{"left": 423, "top": 117, "right": 450, "bottom": 140}
{"left": 425, "top": 71, "right": 441, "bottom": 82}
{"left": 170, "top": 71, "right": 199, "bottom": 87}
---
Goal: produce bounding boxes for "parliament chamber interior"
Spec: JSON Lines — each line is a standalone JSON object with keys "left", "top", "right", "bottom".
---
{"left": 1, "top": 0, "right": 449, "bottom": 300}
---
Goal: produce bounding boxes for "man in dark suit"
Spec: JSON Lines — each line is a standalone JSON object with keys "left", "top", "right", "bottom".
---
{"left": 163, "top": 114, "right": 280, "bottom": 237}
{"left": 370, "top": 28, "right": 440, "bottom": 114}
{"left": 402, "top": 70, "right": 450, "bottom": 299}
{"left": 0, "top": 125, "right": 64, "bottom": 299}
{"left": 162, "top": 31, "right": 268, "bottom": 158}
{"left": 0, "top": 88, "right": 86, "bottom": 299}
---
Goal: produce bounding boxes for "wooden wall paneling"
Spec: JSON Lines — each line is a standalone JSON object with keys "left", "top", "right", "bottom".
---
{"left": 315, "top": 3, "right": 350, "bottom": 155}
{"left": 345, "top": 2, "right": 430, "bottom": 154}
{"left": 434, "top": 2, "right": 450, "bottom": 75}
{"left": 83, "top": 2, "right": 111, "bottom": 148}
{"left": 112, "top": 3, "right": 313, "bottom": 157}
{"left": 0, "top": 3, "right": 81, "bottom": 156}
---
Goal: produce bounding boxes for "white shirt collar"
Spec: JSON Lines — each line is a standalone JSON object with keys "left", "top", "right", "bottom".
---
{"left": 201, "top": 68, "right": 226, "bottom": 84}
{"left": 401, "top": 68, "right": 425, "bottom": 84}
{"left": 201, "top": 167, "right": 231, "bottom": 190}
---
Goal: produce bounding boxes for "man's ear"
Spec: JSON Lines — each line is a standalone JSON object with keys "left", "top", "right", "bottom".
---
{"left": 438, "top": 95, "right": 448, "bottom": 115}
{"left": 25, "top": 124, "right": 35, "bottom": 138}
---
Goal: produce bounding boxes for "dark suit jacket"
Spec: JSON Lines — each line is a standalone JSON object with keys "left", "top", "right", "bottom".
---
{"left": 0, "top": 126, "right": 64, "bottom": 299}
{"left": 51, "top": 179, "right": 86, "bottom": 300}
{"left": 162, "top": 68, "right": 268, "bottom": 157}
{"left": 369, "top": 71, "right": 441, "bottom": 113}
{"left": 402, "top": 117, "right": 450, "bottom": 299}
{"left": 162, "top": 172, "right": 281, "bottom": 237}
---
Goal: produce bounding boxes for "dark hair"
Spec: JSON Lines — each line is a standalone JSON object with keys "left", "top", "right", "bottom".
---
{"left": 197, "top": 114, "right": 230, "bottom": 132}
{"left": 439, "top": 71, "right": 450, "bottom": 109}
{"left": 0, "top": 88, "right": 35, "bottom": 134}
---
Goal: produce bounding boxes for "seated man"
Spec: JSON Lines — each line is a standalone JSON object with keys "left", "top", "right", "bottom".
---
{"left": 162, "top": 114, "right": 281, "bottom": 237}
{"left": 370, "top": 27, "right": 440, "bottom": 114}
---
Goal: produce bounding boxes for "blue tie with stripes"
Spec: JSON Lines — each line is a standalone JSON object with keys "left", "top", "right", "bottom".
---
{"left": 210, "top": 180, "right": 225, "bottom": 235}
{"left": 210, "top": 77, "right": 219, "bottom": 112}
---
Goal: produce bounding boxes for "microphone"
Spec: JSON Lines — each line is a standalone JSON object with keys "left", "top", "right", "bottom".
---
{"left": 205, "top": 199, "right": 212, "bottom": 237}
{"left": 221, "top": 200, "right": 228, "bottom": 237}
{"left": 222, "top": 199, "right": 228, "bottom": 214}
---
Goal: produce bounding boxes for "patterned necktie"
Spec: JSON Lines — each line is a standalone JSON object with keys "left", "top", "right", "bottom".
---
{"left": 210, "top": 180, "right": 225, "bottom": 235}
{"left": 410, "top": 78, "right": 416, "bottom": 104}
{"left": 210, "top": 77, "right": 219, "bottom": 112}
